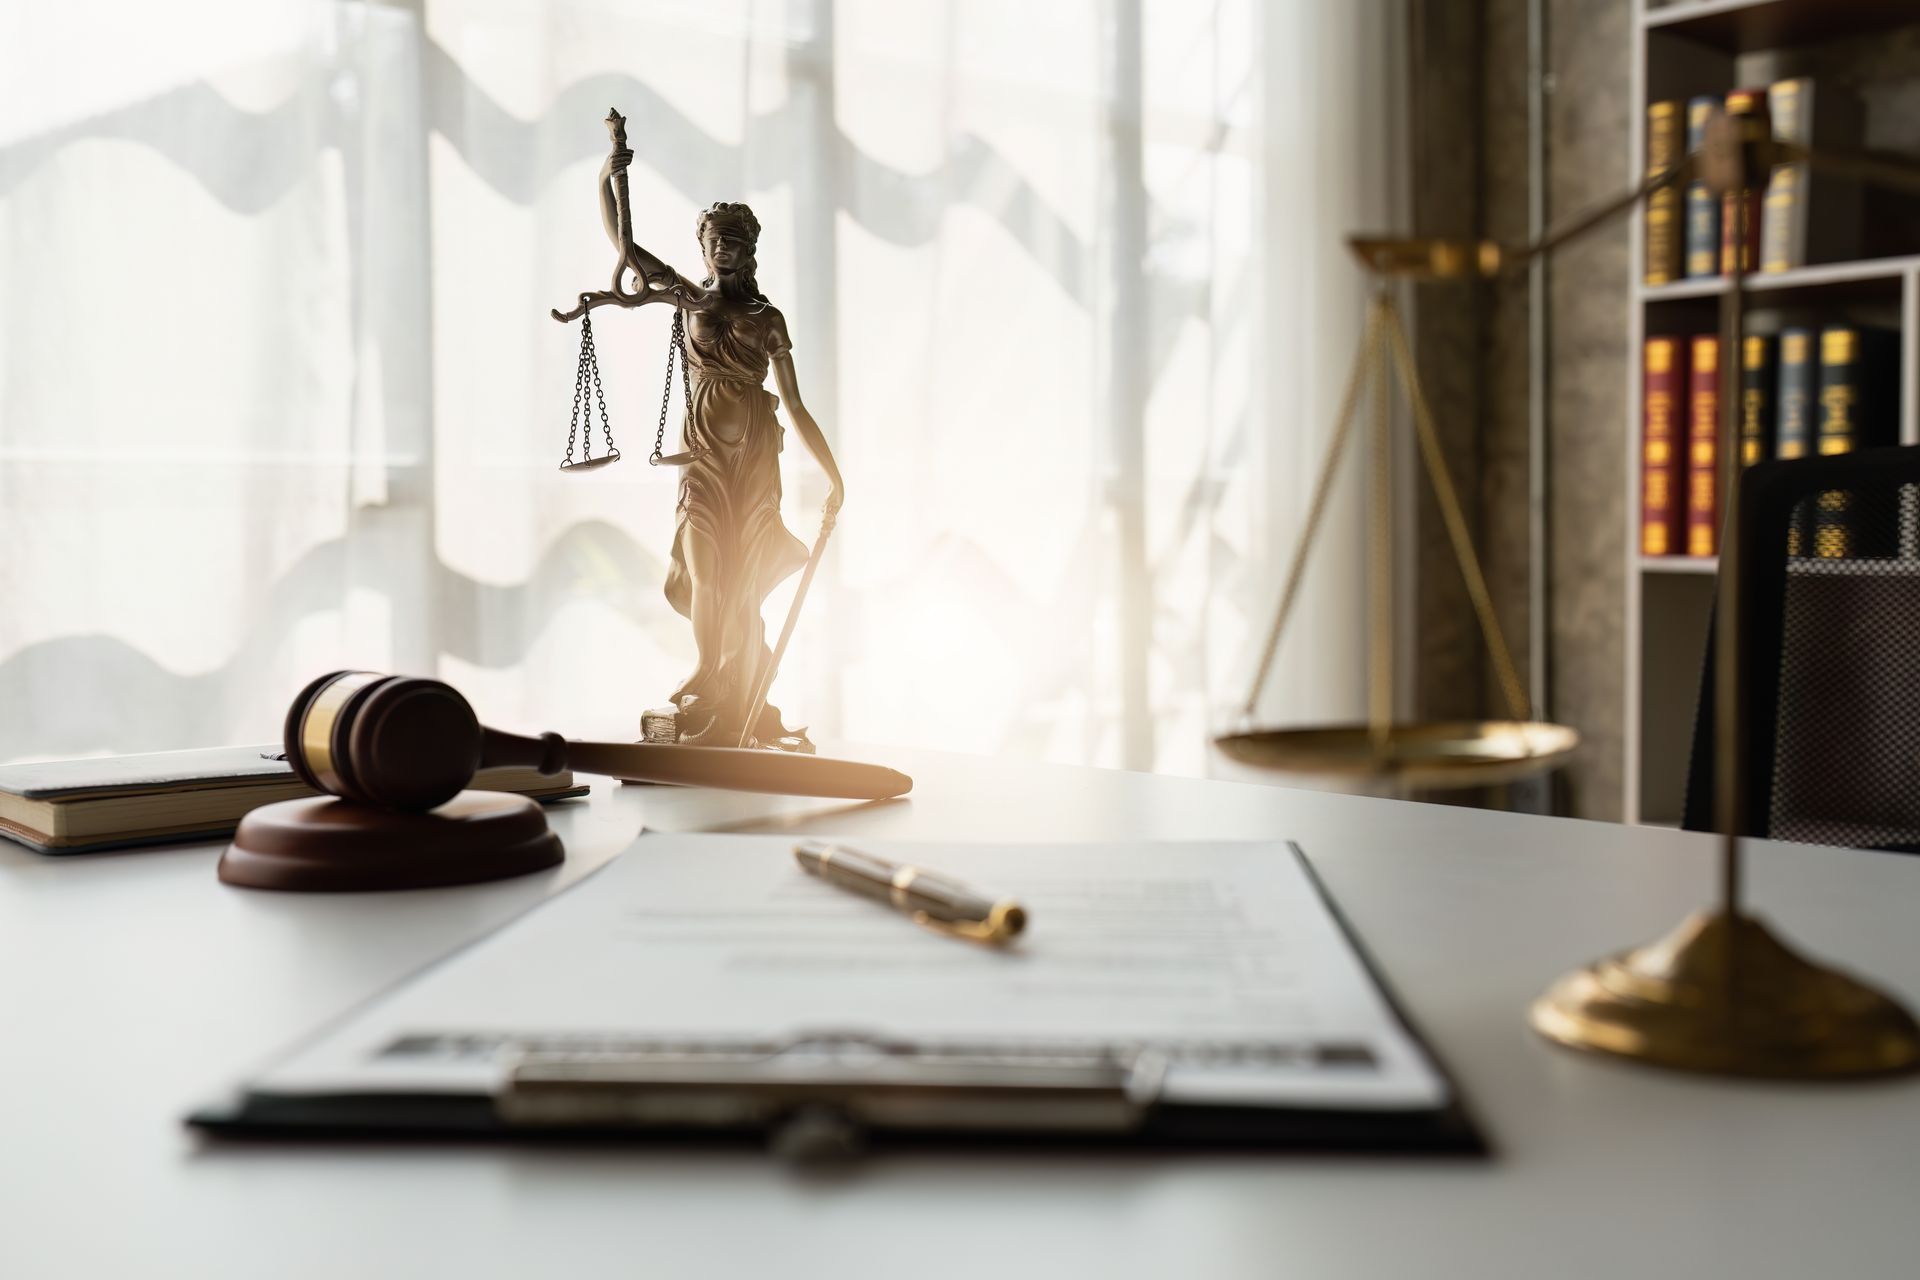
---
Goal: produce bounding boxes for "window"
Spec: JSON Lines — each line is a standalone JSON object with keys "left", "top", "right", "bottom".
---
{"left": 0, "top": 0, "right": 1400, "bottom": 773}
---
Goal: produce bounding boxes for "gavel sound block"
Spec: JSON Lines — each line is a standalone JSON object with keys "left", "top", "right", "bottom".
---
{"left": 218, "top": 671, "right": 913, "bottom": 892}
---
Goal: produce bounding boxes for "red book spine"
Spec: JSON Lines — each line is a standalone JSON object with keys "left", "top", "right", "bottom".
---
{"left": 1641, "top": 336, "right": 1685, "bottom": 556}
{"left": 1687, "top": 335, "right": 1720, "bottom": 557}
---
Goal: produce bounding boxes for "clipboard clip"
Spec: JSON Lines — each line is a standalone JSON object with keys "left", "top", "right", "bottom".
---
{"left": 496, "top": 1032, "right": 1169, "bottom": 1163}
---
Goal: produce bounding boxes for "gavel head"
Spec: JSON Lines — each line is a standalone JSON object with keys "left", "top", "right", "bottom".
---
{"left": 284, "top": 671, "right": 484, "bottom": 811}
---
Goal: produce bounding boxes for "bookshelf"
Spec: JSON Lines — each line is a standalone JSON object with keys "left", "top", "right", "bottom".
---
{"left": 1626, "top": 0, "right": 1920, "bottom": 826}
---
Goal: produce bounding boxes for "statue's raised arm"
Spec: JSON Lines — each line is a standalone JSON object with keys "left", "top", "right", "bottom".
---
{"left": 552, "top": 109, "right": 711, "bottom": 322}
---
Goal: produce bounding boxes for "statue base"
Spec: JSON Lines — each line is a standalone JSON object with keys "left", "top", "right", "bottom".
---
{"left": 641, "top": 706, "right": 680, "bottom": 744}
{"left": 640, "top": 704, "right": 816, "bottom": 755}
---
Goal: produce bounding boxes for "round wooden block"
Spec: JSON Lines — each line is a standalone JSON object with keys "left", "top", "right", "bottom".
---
{"left": 219, "top": 790, "right": 564, "bottom": 892}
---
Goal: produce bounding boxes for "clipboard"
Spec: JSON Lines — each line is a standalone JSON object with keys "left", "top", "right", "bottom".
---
{"left": 188, "top": 839, "right": 1487, "bottom": 1159}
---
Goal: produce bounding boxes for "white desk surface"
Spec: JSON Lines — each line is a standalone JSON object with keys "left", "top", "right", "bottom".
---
{"left": 3, "top": 747, "right": 1918, "bottom": 1279}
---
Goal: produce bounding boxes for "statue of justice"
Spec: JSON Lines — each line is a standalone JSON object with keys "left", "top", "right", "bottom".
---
{"left": 551, "top": 110, "right": 843, "bottom": 751}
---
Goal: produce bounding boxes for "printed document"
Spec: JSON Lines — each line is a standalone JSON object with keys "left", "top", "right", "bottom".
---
{"left": 251, "top": 836, "right": 1447, "bottom": 1110}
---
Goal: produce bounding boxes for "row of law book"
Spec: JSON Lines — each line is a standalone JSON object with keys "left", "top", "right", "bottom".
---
{"left": 1641, "top": 324, "right": 1898, "bottom": 559}
{"left": 1645, "top": 78, "right": 1860, "bottom": 283}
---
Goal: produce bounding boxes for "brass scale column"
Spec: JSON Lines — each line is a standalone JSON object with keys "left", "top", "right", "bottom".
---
{"left": 1220, "top": 113, "right": 1920, "bottom": 1078}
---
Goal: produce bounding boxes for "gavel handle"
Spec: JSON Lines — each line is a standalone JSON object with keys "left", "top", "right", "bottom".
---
{"left": 478, "top": 728, "right": 911, "bottom": 801}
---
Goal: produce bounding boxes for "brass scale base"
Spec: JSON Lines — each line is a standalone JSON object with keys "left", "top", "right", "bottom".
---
{"left": 1533, "top": 911, "right": 1920, "bottom": 1078}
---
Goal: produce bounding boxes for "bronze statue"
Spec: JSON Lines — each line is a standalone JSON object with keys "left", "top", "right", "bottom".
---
{"left": 553, "top": 111, "right": 842, "bottom": 750}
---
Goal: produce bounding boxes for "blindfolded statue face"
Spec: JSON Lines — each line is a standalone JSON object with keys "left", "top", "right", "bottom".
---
{"left": 696, "top": 203, "right": 762, "bottom": 301}
{"left": 701, "top": 227, "right": 750, "bottom": 277}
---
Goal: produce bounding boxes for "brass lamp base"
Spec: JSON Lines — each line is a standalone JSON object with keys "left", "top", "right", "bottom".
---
{"left": 1532, "top": 910, "right": 1920, "bottom": 1078}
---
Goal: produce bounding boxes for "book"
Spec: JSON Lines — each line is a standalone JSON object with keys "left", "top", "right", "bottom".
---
{"left": 1812, "top": 325, "right": 1900, "bottom": 558}
{"left": 1760, "top": 77, "right": 1863, "bottom": 273}
{"left": 1641, "top": 335, "right": 1687, "bottom": 556}
{"left": 1740, "top": 334, "right": 1775, "bottom": 467}
{"left": 1776, "top": 328, "right": 1816, "bottom": 462}
{"left": 0, "top": 745, "right": 589, "bottom": 854}
{"left": 1645, "top": 100, "right": 1683, "bottom": 285}
{"left": 1684, "top": 96, "right": 1721, "bottom": 278}
{"left": 1687, "top": 335, "right": 1721, "bottom": 556}
{"left": 1720, "top": 88, "right": 1769, "bottom": 275}
{"left": 1776, "top": 327, "right": 1815, "bottom": 556}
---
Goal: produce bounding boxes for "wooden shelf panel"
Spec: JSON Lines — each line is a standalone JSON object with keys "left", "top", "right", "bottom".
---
{"left": 1643, "top": 0, "right": 1920, "bottom": 53}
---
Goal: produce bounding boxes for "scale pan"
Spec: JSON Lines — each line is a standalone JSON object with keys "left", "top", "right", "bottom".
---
{"left": 1213, "top": 719, "right": 1578, "bottom": 789}
{"left": 559, "top": 450, "right": 622, "bottom": 473}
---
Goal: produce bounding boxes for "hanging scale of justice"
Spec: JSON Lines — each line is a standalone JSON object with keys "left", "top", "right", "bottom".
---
{"left": 554, "top": 289, "right": 700, "bottom": 473}
{"left": 549, "top": 112, "right": 702, "bottom": 474}
{"left": 546, "top": 109, "right": 837, "bottom": 753}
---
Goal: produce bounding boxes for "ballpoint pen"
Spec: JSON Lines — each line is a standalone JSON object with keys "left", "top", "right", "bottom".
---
{"left": 793, "top": 840, "right": 1028, "bottom": 944}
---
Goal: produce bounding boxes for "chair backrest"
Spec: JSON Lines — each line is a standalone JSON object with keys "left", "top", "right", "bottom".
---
{"left": 1682, "top": 446, "right": 1920, "bottom": 851}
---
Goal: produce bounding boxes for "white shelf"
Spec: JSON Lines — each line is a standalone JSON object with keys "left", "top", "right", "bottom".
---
{"left": 1642, "top": 0, "right": 1920, "bottom": 51}
{"left": 1639, "top": 256, "right": 1920, "bottom": 304}
{"left": 1639, "top": 553, "right": 1920, "bottom": 576}
{"left": 1640, "top": 555, "right": 1719, "bottom": 573}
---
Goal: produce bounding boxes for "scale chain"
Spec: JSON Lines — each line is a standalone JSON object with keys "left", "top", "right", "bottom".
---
{"left": 563, "top": 315, "right": 589, "bottom": 467}
{"left": 584, "top": 313, "right": 612, "bottom": 462}
{"left": 652, "top": 308, "right": 693, "bottom": 465}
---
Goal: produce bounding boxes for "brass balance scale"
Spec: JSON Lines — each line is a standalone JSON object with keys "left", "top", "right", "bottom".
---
{"left": 1223, "top": 110, "right": 1920, "bottom": 1080}
{"left": 1214, "top": 252, "right": 1579, "bottom": 789}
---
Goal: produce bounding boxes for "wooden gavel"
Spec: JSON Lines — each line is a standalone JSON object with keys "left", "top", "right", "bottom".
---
{"left": 284, "top": 671, "right": 912, "bottom": 810}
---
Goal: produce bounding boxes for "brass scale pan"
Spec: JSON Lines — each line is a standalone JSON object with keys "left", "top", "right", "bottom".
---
{"left": 1215, "top": 721, "right": 1578, "bottom": 790}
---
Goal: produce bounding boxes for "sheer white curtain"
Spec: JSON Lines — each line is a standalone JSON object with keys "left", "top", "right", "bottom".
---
{"left": 0, "top": 0, "right": 1400, "bottom": 772}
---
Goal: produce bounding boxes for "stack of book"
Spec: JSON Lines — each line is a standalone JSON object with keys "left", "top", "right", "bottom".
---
{"left": 0, "top": 746, "right": 589, "bottom": 854}
{"left": 1641, "top": 324, "right": 1898, "bottom": 559}
{"left": 1644, "top": 78, "right": 1861, "bottom": 283}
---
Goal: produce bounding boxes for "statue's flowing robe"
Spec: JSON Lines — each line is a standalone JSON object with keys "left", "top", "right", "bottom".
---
{"left": 663, "top": 303, "right": 809, "bottom": 739}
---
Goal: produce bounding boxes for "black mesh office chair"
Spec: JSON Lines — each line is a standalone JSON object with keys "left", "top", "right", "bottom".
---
{"left": 1683, "top": 446, "right": 1920, "bottom": 852}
